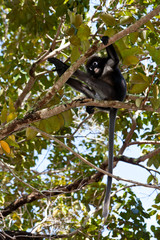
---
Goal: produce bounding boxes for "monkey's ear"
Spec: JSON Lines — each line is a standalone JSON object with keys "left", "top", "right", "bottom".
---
{"left": 101, "top": 36, "right": 109, "bottom": 45}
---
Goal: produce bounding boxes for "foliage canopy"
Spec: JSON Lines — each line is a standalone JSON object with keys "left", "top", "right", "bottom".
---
{"left": 0, "top": 0, "right": 160, "bottom": 239}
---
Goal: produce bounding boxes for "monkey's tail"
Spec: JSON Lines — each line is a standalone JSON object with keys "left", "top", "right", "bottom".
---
{"left": 102, "top": 108, "right": 117, "bottom": 218}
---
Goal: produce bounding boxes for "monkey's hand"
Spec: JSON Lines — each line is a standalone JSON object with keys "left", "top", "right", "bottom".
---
{"left": 86, "top": 106, "right": 95, "bottom": 114}
{"left": 48, "top": 57, "right": 69, "bottom": 77}
{"left": 101, "top": 36, "right": 109, "bottom": 45}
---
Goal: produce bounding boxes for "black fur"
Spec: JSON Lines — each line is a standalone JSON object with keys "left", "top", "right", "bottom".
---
{"left": 48, "top": 36, "right": 126, "bottom": 217}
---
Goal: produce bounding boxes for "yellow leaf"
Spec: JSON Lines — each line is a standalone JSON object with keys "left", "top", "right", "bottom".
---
{"left": 8, "top": 135, "right": 15, "bottom": 141}
{"left": 7, "top": 112, "right": 17, "bottom": 122}
{"left": 0, "top": 140, "right": 11, "bottom": 154}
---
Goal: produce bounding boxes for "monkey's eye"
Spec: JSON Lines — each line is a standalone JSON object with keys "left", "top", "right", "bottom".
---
{"left": 92, "top": 61, "right": 98, "bottom": 67}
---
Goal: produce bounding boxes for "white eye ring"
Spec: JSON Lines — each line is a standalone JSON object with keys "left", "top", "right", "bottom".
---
{"left": 93, "top": 61, "right": 98, "bottom": 66}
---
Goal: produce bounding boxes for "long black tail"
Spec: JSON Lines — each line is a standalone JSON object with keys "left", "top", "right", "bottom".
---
{"left": 102, "top": 108, "right": 117, "bottom": 218}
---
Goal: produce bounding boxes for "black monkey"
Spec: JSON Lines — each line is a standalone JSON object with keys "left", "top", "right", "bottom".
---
{"left": 48, "top": 36, "right": 126, "bottom": 217}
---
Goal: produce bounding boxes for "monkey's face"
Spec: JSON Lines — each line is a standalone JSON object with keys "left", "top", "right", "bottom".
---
{"left": 86, "top": 56, "right": 105, "bottom": 78}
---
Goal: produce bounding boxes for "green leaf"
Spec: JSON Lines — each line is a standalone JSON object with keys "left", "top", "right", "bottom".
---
{"left": 146, "top": 45, "right": 160, "bottom": 65}
{"left": 103, "top": 29, "right": 117, "bottom": 37}
{"left": 129, "top": 32, "right": 139, "bottom": 44}
{"left": 81, "top": 40, "right": 90, "bottom": 53}
{"left": 150, "top": 98, "right": 160, "bottom": 110}
{"left": 71, "top": 46, "right": 80, "bottom": 63}
{"left": 146, "top": 21, "right": 155, "bottom": 31}
{"left": 26, "top": 127, "right": 38, "bottom": 140}
{"left": 155, "top": 193, "right": 160, "bottom": 203}
{"left": 129, "top": 73, "right": 149, "bottom": 94}
{"left": 153, "top": 85, "right": 159, "bottom": 99}
{"left": 0, "top": 103, "right": 8, "bottom": 123}
{"left": 70, "top": 35, "right": 81, "bottom": 46}
{"left": 6, "top": 135, "right": 20, "bottom": 148}
{"left": 61, "top": 110, "right": 73, "bottom": 127}
{"left": 77, "top": 24, "right": 90, "bottom": 41}
{"left": 147, "top": 175, "right": 154, "bottom": 184}
{"left": 100, "top": 13, "right": 116, "bottom": 26}
{"left": 39, "top": 116, "right": 62, "bottom": 134}
{"left": 123, "top": 55, "right": 139, "bottom": 66}
{"left": 73, "top": 14, "right": 83, "bottom": 28}
{"left": 9, "top": 98, "right": 16, "bottom": 113}
{"left": 135, "top": 98, "right": 142, "bottom": 107}
{"left": 120, "top": 16, "right": 134, "bottom": 25}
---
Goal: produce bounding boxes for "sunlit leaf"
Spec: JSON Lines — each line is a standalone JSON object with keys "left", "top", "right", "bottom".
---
{"left": 70, "top": 35, "right": 81, "bottom": 46}
{"left": 61, "top": 110, "right": 73, "bottom": 127}
{"left": 100, "top": 13, "right": 116, "bottom": 26}
{"left": 26, "top": 127, "right": 38, "bottom": 140}
{"left": 6, "top": 135, "right": 19, "bottom": 148}
{"left": 77, "top": 24, "right": 90, "bottom": 41}
{"left": 147, "top": 175, "right": 154, "bottom": 184}
{"left": 146, "top": 21, "right": 155, "bottom": 31}
{"left": 150, "top": 98, "right": 160, "bottom": 110}
{"left": 0, "top": 140, "right": 11, "bottom": 154}
{"left": 123, "top": 55, "right": 139, "bottom": 66}
{"left": 129, "top": 32, "right": 139, "bottom": 44}
{"left": 0, "top": 103, "right": 7, "bottom": 123}
{"left": 71, "top": 46, "right": 80, "bottom": 63}
{"left": 9, "top": 98, "right": 16, "bottom": 113}
{"left": 147, "top": 45, "right": 160, "bottom": 65}
{"left": 81, "top": 40, "right": 90, "bottom": 53}
{"left": 129, "top": 73, "right": 150, "bottom": 94}
{"left": 120, "top": 16, "right": 134, "bottom": 25}
{"left": 135, "top": 98, "right": 142, "bottom": 107}
{"left": 7, "top": 112, "right": 17, "bottom": 122}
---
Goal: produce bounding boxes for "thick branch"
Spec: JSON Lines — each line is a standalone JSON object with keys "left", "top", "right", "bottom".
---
{"left": 0, "top": 98, "right": 160, "bottom": 140}
{"left": 35, "top": 5, "right": 160, "bottom": 109}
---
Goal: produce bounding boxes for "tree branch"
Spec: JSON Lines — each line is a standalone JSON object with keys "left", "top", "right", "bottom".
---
{"left": 32, "top": 5, "right": 160, "bottom": 110}
{"left": 1, "top": 97, "right": 160, "bottom": 140}
{"left": 119, "top": 113, "right": 137, "bottom": 155}
{"left": 1, "top": 145, "right": 160, "bottom": 218}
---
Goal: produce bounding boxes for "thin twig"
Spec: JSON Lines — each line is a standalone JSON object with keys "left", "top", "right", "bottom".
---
{"left": 0, "top": 159, "right": 46, "bottom": 196}
{"left": 119, "top": 112, "right": 137, "bottom": 155}
{"left": 128, "top": 140, "right": 160, "bottom": 146}
{"left": 50, "top": 17, "right": 65, "bottom": 51}
{"left": 30, "top": 126, "right": 160, "bottom": 190}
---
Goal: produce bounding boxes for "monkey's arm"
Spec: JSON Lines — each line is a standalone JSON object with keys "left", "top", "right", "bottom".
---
{"left": 48, "top": 57, "right": 69, "bottom": 76}
{"left": 48, "top": 57, "right": 89, "bottom": 80}
{"left": 101, "top": 36, "right": 119, "bottom": 67}
{"left": 48, "top": 57, "right": 96, "bottom": 99}
{"left": 48, "top": 57, "right": 116, "bottom": 100}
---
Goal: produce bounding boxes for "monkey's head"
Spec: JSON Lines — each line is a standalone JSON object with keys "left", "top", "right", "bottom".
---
{"left": 86, "top": 56, "right": 106, "bottom": 78}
